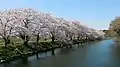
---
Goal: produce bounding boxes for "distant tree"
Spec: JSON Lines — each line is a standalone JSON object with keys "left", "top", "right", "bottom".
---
{"left": 110, "top": 17, "right": 120, "bottom": 36}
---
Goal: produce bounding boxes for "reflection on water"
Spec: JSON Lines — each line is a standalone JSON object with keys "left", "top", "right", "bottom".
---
{"left": 1, "top": 40, "right": 120, "bottom": 67}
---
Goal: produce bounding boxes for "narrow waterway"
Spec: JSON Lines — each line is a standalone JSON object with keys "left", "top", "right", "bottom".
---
{"left": 1, "top": 40, "right": 120, "bottom": 67}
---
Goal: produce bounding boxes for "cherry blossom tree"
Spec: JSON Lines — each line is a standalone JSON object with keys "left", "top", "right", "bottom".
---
{"left": 11, "top": 9, "right": 37, "bottom": 49}
{"left": 0, "top": 12, "right": 14, "bottom": 46}
{"left": 0, "top": 8, "right": 105, "bottom": 47}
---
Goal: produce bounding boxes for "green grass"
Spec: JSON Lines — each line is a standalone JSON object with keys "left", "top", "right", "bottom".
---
{"left": 0, "top": 37, "right": 62, "bottom": 59}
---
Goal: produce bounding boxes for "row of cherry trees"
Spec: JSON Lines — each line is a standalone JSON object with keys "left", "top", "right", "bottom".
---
{"left": 0, "top": 8, "right": 105, "bottom": 47}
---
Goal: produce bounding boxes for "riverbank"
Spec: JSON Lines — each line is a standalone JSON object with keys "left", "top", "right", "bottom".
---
{"left": 0, "top": 39, "right": 102, "bottom": 64}
{"left": 3, "top": 40, "right": 116, "bottom": 67}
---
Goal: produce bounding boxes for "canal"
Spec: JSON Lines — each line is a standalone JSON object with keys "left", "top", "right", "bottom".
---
{"left": 1, "top": 40, "right": 120, "bottom": 67}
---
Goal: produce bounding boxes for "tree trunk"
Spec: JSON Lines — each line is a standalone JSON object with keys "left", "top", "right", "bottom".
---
{"left": 4, "top": 38, "right": 10, "bottom": 46}
{"left": 22, "top": 55, "right": 28, "bottom": 64}
{"left": 70, "top": 36, "right": 72, "bottom": 41}
{"left": 77, "top": 36, "right": 80, "bottom": 40}
{"left": 23, "top": 40, "right": 28, "bottom": 47}
{"left": 3, "top": 39, "right": 10, "bottom": 63}
{"left": 52, "top": 48, "right": 55, "bottom": 55}
{"left": 22, "top": 36, "right": 33, "bottom": 50}
{"left": 36, "top": 52, "right": 39, "bottom": 59}
{"left": 36, "top": 35, "right": 39, "bottom": 45}
{"left": 4, "top": 40, "right": 7, "bottom": 46}
{"left": 36, "top": 35, "right": 39, "bottom": 59}
{"left": 52, "top": 35, "right": 55, "bottom": 42}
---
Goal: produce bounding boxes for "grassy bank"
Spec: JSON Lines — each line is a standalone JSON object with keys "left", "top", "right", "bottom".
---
{"left": 0, "top": 40, "right": 69, "bottom": 63}
{"left": 0, "top": 38, "right": 102, "bottom": 63}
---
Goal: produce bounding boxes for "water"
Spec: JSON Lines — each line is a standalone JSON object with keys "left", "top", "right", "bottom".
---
{"left": 1, "top": 40, "right": 120, "bottom": 67}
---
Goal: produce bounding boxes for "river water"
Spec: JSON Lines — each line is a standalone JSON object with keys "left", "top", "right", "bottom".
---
{"left": 1, "top": 40, "right": 120, "bottom": 67}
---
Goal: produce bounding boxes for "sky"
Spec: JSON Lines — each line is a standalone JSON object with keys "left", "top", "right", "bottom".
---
{"left": 0, "top": 0, "right": 120, "bottom": 30}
